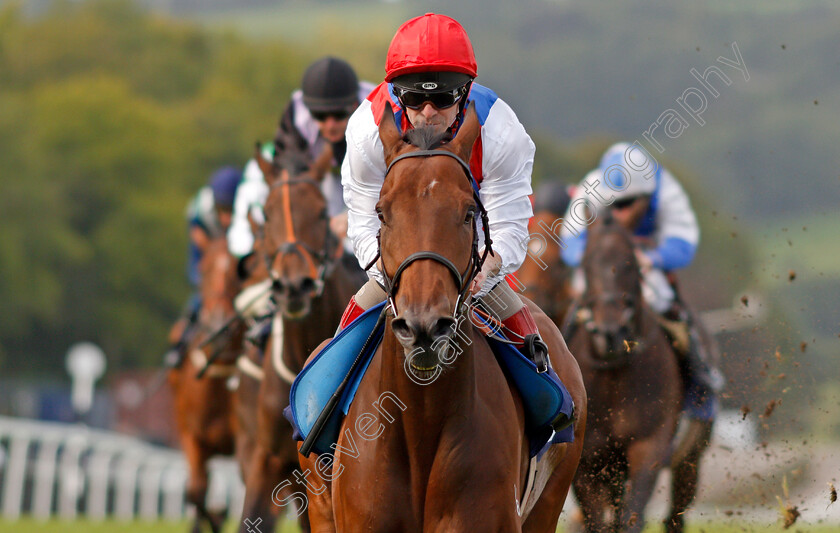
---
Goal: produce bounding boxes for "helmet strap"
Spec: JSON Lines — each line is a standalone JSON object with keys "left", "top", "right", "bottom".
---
{"left": 448, "top": 80, "right": 474, "bottom": 139}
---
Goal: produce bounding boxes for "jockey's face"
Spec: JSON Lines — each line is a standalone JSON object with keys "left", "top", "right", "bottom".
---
{"left": 215, "top": 207, "right": 233, "bottom": 231}
{"left": 312, "top": 104, "right": 357, "bottom": 143}
{"left": 612, "top": 195, "right": 651, "bottom": 231}
{"left": 405, "top": 101, "right": 459, "bottom": 135}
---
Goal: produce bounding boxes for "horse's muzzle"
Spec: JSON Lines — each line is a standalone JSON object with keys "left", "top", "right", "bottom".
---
{"left": 272, "top": 276, "right": 317, "bottom": 320}
{"left": 392, "top": 313, "right": 457, "bottom": 359}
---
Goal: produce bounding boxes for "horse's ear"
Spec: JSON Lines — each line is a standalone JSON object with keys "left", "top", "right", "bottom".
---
{"left": 310, "top": 144, "right": 334, "bottom": 183}
{"left": 378, "top": 104, "right": 403, "bottom": 165}
{"left": 254, "top": 142, "right": 279, "bottom": 185}
{"left": 449, "top": 102, "right": 480, "bottom": 162}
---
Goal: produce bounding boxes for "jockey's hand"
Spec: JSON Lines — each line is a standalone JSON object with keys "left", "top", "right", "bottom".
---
{"left": 634, "top": 248, "right": 653, "bottom": 274}
{"left": 329, "top": 212, "right": 348, "bottom": 241}
{"left": 470, "top": 249, "right": 502, "bottom": 295}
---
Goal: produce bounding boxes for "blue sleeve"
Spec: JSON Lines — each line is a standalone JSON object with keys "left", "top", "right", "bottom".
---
{"left": 561, "top": 230, "right": 587, "bottom": 267}
{"left": 649, "top": 237, "right": 696, "bottom": 270}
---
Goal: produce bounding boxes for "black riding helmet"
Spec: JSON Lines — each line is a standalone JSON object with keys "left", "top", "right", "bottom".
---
{"left": 302, "top": 57, "right": 360, "bottom": 112}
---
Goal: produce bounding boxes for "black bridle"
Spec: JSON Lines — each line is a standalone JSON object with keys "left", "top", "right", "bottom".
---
{"left": 364, "top": 149, "right": 493, "bottom": 319}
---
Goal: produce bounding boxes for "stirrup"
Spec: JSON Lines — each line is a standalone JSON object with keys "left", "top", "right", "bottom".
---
{"left": 524, "top": 334, "right": 549, "bottom": 373}
{"left": 551, "top": 404, "right": 575, "bottom": 433}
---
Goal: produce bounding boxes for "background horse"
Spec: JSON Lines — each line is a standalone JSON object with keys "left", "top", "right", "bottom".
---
{"left": 236, "top": 147, "right": 364, "bottom": 533}
{"left": 168, "top": 237, "right": 244, "bottom": 533}
{"left": 515, "top": 209, "right": 575, "bottom": 329}
{"left": 301, "top": 105, "right": 586, "bottom": 532}
{"left": 564, "top": 212, "right": 682, "bottom": 533}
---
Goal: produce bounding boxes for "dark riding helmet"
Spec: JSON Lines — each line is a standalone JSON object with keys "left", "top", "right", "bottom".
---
{"left": 533, "top": 182, "right": 573, "bottom": 217}
{"left": 301, "top": 57, "right": 360, "bottom": 112}
{"left": 209, "top": 166, "right": 241, "bottom": 209}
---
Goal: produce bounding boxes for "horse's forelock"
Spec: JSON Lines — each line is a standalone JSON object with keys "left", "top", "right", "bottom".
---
{"left": 403, "top": 126, "right": 451, "bottom": 150}
{"left": 276, "top": 150, "right": 311, "bottom": 178}
{"left": 585, "top": 219, "right": 635, "bottom": 272}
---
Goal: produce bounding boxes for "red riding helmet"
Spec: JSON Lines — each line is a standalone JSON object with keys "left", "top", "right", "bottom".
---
{"left": 385, "top": 13, "right": 478, "bottom": 82}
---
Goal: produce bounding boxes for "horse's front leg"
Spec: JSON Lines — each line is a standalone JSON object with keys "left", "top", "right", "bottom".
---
{"left": 665, "top": 419, "right": 713, "bottom": 533}
{"left": 295, "top": 447, "right": 335, "bottom": 533}
{"left": 239, "top": 444, "right": 289, "bottom": 533}
{"left": 182, "top": 436, "right": 214, "bottom": 533}
{"left": 621, "top": 430, "right": 672, "bottom": 533}
{"left": 573, "top": 469, "right": 617, "bottom": 533}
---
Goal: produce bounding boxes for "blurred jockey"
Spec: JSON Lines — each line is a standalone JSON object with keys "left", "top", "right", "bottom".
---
{"left": 533, "top": 180, "right": 575, "bottom": 220}
{"left": 165, "top": 166, "right": 241, "bottom": 368}
{"left": 560, "top": 142, "right": 723, "bottom": 426}
{"left": 228, "top": 57, "right": 375, "bottom": 262}
{"left": 339, "top": 13, "right": 550, "bottom": 370}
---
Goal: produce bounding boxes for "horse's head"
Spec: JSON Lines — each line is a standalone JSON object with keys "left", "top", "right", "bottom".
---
{"left": 255, "top": 145, "right": 336, "bottom": 319}
{"left": 376, "top": 103, "right": 483, "bottom": 372}
{"left": 518, "top": 210, "right": 573, "bottom": 322}
{"left": 194, "top": 237, "right": 242, "bottom": 363}
{"left": 579, "top": 210, "right": 644, "bottom": 362}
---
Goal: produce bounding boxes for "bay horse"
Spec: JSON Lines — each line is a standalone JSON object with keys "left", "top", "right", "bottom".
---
{"left": 564, "top": 212, "right": 682, "bottom": 533}
{"left": 168, "top": 237, "right": 244, "bottom": 533}
{"left": 515, "top": 209, "right": 575, "bottom": 329}
{"left": 300, "top": 104, "right": 587, "bottom": 532}
{"left": 236, "top": 146, "right": 363, "bottom": 533}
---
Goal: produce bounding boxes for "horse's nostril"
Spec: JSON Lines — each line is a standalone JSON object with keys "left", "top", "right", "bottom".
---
{"left": 430, "top": 317, "right": 457, "bottom": 341}
{"left": 391, "top": 318, "right": 416, "bottom": 345}
{"left": 299, "top": 277, "right": 317, "bottom": 294}
{"left": 272, "top": 278, "right": 285, "bottom": 293}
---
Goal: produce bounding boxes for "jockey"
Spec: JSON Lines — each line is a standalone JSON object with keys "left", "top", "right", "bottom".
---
{"left": 560, "top": 142, "right": 722, "bottom": 424}
{"left": 227, "top": 57, "right": 375, "bottom": 261}
{"left": 339, "top": 13, "right": 549, "bottom": 369}
{"left": 165, "top": 166, "right": 241, "bottom": 368}
{"left": 533, "top": 181, "right": 575, "bottom": 219}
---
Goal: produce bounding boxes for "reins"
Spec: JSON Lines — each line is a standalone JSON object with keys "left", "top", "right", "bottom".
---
{"left": 364, "top": 149, "right": 493, "bottom": 320}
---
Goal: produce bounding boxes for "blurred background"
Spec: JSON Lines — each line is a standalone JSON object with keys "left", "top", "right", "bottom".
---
{"left": 0, "top": 0, "right": 838, "bottom": 531}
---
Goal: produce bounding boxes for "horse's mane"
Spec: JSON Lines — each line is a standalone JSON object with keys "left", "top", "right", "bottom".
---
{"left": 404, "top": 126, "right": 451, "bottom": 150}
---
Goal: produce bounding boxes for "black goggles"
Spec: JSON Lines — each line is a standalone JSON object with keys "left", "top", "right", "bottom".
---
{"left": 310, "top": 108, "right": 353, "bottom": 122}
{"left": 394, "top": 85, "right": 468, "bottom": 110}
{"left": 613, "top": 196, "right": 644, "bottom": 210}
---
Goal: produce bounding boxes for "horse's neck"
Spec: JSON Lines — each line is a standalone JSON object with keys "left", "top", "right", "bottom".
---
{"left": 372, "top": 325, "right": 479, "bottom": 486}
{"left": 281, "top": 264, "right": 355, "bottom": 363}
{"left": 379, "top": 321, "right": 478, "bottom": 432}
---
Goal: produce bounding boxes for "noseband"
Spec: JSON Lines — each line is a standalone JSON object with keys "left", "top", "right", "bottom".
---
{"left": 365, "top": 149, "right": 493, "bottom": 319}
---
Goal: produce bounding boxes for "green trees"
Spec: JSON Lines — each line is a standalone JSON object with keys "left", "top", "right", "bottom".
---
{"left": 0, "top": 1, "right": 304, "bottom": 372}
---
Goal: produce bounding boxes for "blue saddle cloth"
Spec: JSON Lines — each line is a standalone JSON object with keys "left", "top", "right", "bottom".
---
{"left": 285, "top": 303, "right": 575, "bottom": 458}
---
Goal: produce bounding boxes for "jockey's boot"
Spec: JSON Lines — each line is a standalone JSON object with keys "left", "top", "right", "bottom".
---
{"left": 336, "top": 279, "right": 388, "bottom": 334}
{"left": 337, "top": 296, "right": 366, "bottom": 332}
{"left": 502, "top": 306, "right": 550, "bottom": 373}
{"left": 244, "top": 315, "right": 273, "bottom": 351}
{"left": 163, "top": 343, "right": 186, "bottom": 369}
{"left": 662, "top": 308, "right": 723, "bottom": 395}
{"left": 163, "top": 299, "right": 200, "bottom": 369}
{"left": 684, "top": 321, "right": 725, "bottom": 394}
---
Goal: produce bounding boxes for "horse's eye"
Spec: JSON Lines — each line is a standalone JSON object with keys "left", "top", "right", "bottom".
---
{"left": 464, "top": 208, "right": 476, "bottom": 224}
{"left": 376, "top": 208, "right": 385, "bottom": 223}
